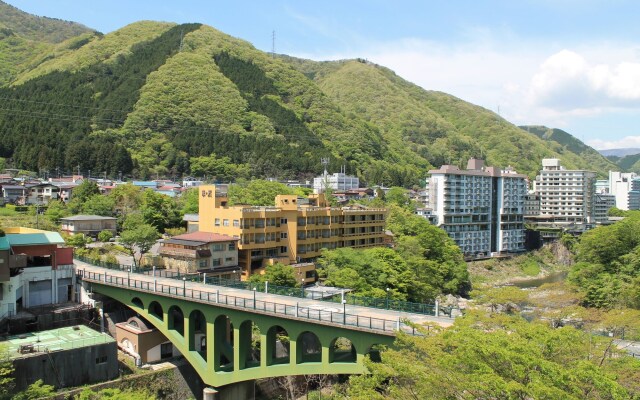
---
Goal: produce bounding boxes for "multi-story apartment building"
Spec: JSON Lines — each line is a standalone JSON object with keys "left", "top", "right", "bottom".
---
{"left": 196, "top": 185, "right": 386, "bottom": 279}
{"left": 594, "top": 193, "right": 616, "bottom": 224}
{"left": 609, "top": 171, "right": 636, "bottom": 210}
{"left": 524, "top": 192, "right": 541, "bottom": 217}
{"left": 428, "top": 159, "right": 527, "bottom": 258}
{"left": 628, "top": 178, "right": 640, "bottom": 210}
{"left": 534, "top": 159, "right": 596, "bottom": 226}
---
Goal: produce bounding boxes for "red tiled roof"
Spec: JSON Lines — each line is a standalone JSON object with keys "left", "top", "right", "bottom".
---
{"left": 172, "top": 231, "right": 238, "bottom": 242}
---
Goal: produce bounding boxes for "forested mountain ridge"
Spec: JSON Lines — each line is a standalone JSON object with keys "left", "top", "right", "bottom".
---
{"left": 0, "top": 4, "right": 618, "bottom": 184}
{"left": 518, "top": 125, "right": 618, "bottom": 174}
{"left": 0, "top": 0, "right": 96, "bottom": 85}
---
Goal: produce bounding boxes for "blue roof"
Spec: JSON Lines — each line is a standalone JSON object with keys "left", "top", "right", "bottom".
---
{"left": 132, "top": 181, "right": 158, "bottom": 187}
{"left": 0, "top": 236, "right": 9, "bottom": 251}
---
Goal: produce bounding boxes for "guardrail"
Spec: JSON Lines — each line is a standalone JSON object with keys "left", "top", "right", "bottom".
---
{"left": 140, "top": 270, "right": 451, "bottom": 317}
{"left": 75, "top": 256, "right": 454, "bottom": 318}
{"left": 77, "top": 269, "right": 424, "bottom": 336}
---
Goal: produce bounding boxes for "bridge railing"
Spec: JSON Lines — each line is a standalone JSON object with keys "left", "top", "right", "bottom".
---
{"left": 78, "top": 269, "right": 424, "bottom": 336}
{"left": 139, "top": 269, "right": 447, "bottom": 317}
{"left": 75, "top": 257, "right": 451, "bottom": 317}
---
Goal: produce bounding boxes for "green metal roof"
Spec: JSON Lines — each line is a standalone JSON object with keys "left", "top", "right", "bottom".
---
{"left": 0, "top": 236, "right": 9, "bottom": 251}
{"left": 6, "top": 232, "right": 65, "bottom": 246}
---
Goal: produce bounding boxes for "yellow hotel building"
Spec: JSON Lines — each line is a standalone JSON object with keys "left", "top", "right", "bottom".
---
{"left": 197, "top": 185, "right": 387, "bottom": 279}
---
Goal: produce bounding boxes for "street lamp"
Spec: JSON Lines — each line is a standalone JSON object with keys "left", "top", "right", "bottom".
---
{"left": 342, "top": 299, "right": 347, "bottom": 325}
{"left": 183, "top": 277, "right": 187, "bottom": 297}
{"left": 127, "top": 268, "right": 131, "bottom": 287}
{"left": 253, "top": 287, "right": 257, "bottom": 309}
{"left": 301, "top": 279, "right": 305, "bottom": 298}
{"left": 386, "top": 287, "right": 390, "bottom": 310}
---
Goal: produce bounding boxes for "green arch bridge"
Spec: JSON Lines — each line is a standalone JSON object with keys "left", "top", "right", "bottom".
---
{"left": 76, "top": 263, "right": 451, "bottom": 389}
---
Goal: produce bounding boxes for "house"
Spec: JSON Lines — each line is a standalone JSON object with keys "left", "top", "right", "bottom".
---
{"left": 0, "top": 227, "right": 75, "bottom": 318}
{"left": 115, "top": 316, "right": 181, "bottom": 364}
{"left": 182, "top": 177, "right": 204, "bottom": 188}
{"left": 59, "top": 215, "right": 117, "bottom": 237}
{"left": 25, "top": 183, "right": 62, "bottom": 205}
{"left": 159, "top": 231, "right": 239, "bottom": 276}
{"left": 132, "top": 181, "right": 159, "bottom": 189}
{"left": 1, "top": 185, "right": 26, "bottom": 204}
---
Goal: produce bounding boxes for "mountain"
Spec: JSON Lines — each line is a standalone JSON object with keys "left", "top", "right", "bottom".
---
{"left": 0, "top": 5, "right": 620, "bottom": 184}
{"left": 518, "top": 125, "right": 618, "bottom": 175}
{"left": 0, "top": 0, "right": 95, "bottom": 85}
{"left": 599, "top": 148, "right": 640, "bottom": 157}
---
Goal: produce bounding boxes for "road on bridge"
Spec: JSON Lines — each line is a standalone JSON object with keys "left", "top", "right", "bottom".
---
{"left": 74, "top": 260, "right": 454, "bottom": 332}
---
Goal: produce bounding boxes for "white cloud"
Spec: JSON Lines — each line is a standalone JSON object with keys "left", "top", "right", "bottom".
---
{"left": 529, "top": 50, "right": 640, "bottom": 110}
{"left": 588, "top": 136, "right": 640, "bottom": 150}
{"left": 291, "top": 37, "right": 640, "bottom": 143}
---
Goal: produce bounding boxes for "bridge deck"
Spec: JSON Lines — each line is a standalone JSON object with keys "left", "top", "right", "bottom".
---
{"left": 75, "top": 261, "right": 453, "bottom": 336}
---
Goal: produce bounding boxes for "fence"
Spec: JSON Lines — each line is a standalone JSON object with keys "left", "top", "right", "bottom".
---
{"left": 140, "top": 269, "right": 449, "bottom": 317}
{"left": 75, "top": 256, "right": 452, "bottom": 318}
{"left": 78, "top": 269, "right": 428, "bottom": 336}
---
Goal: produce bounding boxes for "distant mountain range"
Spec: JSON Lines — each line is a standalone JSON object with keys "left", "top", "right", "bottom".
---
{"left": 599, "top": 148, "right": 640, "bottom": 157}
{"left": 0, "top": 1, "right": 622, "bottom": 183}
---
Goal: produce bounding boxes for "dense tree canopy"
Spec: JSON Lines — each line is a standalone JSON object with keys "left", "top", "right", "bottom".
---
{"left": 569, "top": 212, "right": 640, "bottom": 308}
{"left": 348, "top": 312, "right": 640, "bottom": 399}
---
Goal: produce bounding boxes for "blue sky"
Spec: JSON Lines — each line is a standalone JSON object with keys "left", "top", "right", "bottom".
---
{"left": 7, "top": 0, "right": 640, "bottom": 149}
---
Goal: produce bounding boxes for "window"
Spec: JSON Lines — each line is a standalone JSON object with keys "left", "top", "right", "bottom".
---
{"left": 212, "top": 244, "right": 224, "bottom": 251}
{"left": 280, "top": 218, "right": 288, "bottom": 224}
{"left": 95, "top": 355, "right": 107, "bottom": 364}
{"left": 233, "top": 219, "right": 239, "bottom": 227}
{"left": 228, "top": 242, "right": 236, "bottom": 251}
{"left": 199, "top": 260, "right": 208, "bottom": 268}
{"left": 215, "top": 218, "right": 220, "bottom": 226}
{"left": 280, "top": 232, "right": 288, "bottom": 239}
{"left": 280, "top": 246, "right": 288, "bottom": 254}
{"left": 223, "top": 219, "right": 229, "bottom": 227}
{"left": 225, "top": 257, "right": 234, "bottom": 262}
{"left": 212, "top": 258, "right": 221, "bottom": 266}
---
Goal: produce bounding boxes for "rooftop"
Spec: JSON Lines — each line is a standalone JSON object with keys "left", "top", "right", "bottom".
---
{"left": 169, "top": 231, "right": 238, "bottom": 243}
{"left": 2, "top": 325, "right": 114, "bottom": 359}
{"left": 3, "top": 228, "right": 65, "bottom": 246}
{"left": 60, "top": 215, "right": 117, "bottom": 221}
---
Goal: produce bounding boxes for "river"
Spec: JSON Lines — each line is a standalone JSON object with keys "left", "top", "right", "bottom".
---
{"left": 510, "top": 271, "right": 569, "bottom": 289}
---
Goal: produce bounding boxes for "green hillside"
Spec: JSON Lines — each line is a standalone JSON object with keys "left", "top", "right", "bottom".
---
{"left": 0, "top": 4, "right": 621, "bottom": 184}
{"left": 607, "top": 153, "right": 640, "bottom": 173}
{"left": 0, "top": 0, "right": 95, "bottom": 85}
{"left": 518, "top": 125, "right": 618, "bottom": 176}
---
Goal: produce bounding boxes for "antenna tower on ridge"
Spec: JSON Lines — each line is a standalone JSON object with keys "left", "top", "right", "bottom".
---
{"left": 272, "top": 30, "right": 276, "bottom": 58}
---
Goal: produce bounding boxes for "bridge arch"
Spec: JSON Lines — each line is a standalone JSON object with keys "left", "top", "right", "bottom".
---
{"left": 266, "top": 325, "right": 290, "bottom": 366}
{"left": 131, "top": 297, "right": 144, "bottom": 309}
{"left": 188, "top": 310, "right": 207, "bottom": 362}
{"left": 329, "top": 337, "right": 357, "bottom": 363}
{"left": 297, "top": 331, "right": 322, "bottom": 363}
{"left": 148, "top": 301, "right": 163, "bottom": 321}
{"left": 214, "top": 314, "right": 233, "bottom": 372}
{"left": 168, "top": 305, "right": 185, "bottom": 336}
{"left": 366, "top": 343, "right": 385, "bottom": 363}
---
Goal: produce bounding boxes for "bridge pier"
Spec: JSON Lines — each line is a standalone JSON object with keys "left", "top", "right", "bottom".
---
{"left": 202, "top": 387, "right": 218, "bottom": 400}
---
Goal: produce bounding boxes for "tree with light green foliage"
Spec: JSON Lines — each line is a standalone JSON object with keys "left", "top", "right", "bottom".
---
{"left": 249, "top": 263, "right": 300, "bottom": 287}
{"left": 0, "top": 344, "right": 14, "bottom": 400}
{"left": 97, "top": 230, "right": 113, "bottom": 243}
{"left": 74, "top": 387, "right": 156, "bottom": 400}
{"left": 120, "top": 223, "right": 159, "bottom": 268}
{"left": 82, "top": 194, "right": 115, "bottom": 217}
{"left": 347, "top": 312, "right": 639, "bottom": 399}
{"left": 12, "top": 380, "right": 55, "bottom": 400}
{"left": 227, "top": 179, "right": 296, "bottom": 206}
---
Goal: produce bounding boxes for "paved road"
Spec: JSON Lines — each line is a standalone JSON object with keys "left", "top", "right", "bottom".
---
{"left": 74, "top": 260, "right": 454, "bottom": 334}
{"left": 615, "top": 339, "right": 640, "bottom": 357}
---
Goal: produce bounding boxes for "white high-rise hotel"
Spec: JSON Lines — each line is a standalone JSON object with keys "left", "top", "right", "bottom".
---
{"left": 534, "top": 159, "right": 596, "bottom": 225}
{"left": 428, "top": 159, "right": 527, "bottom": 257}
